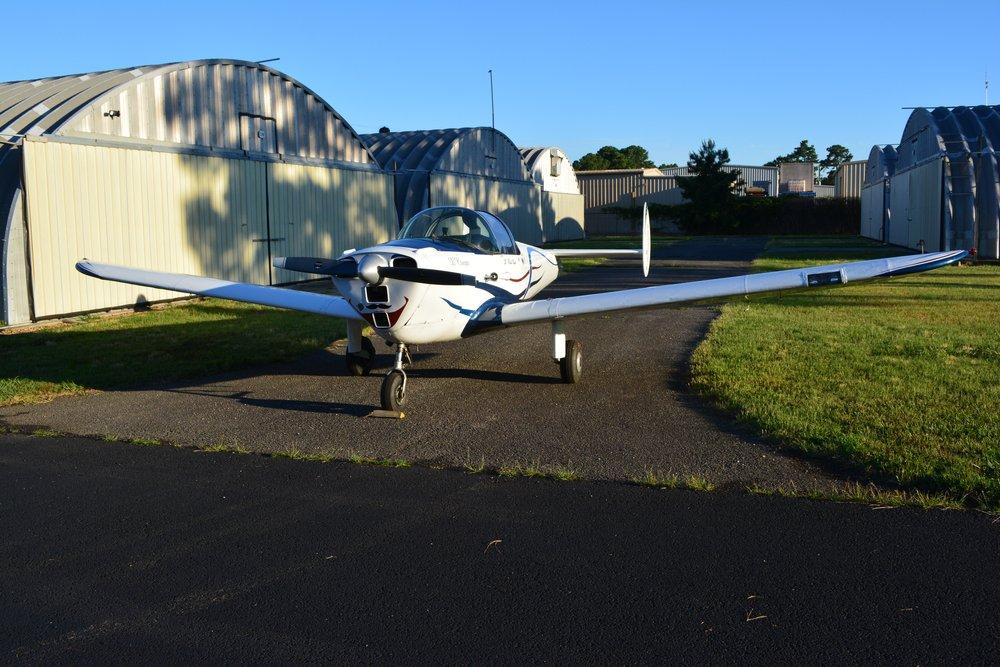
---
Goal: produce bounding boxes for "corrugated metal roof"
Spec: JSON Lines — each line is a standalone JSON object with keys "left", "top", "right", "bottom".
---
{"left": 864, "top": 145, "right": 897, "bottom": 186}
{"left": 896, "top": 105, "right": 1000, "bottom": 172}
{"left": 361, "top": 127, "right": 532, "bottom": 223}
{"left": 0, "top": 59, "right": 372, "bottom": 156}
{"left": 519, "top": 147, "right": 546, "bottom": 169}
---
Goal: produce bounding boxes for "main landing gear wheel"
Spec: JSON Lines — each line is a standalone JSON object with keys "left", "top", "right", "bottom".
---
{"left": 381, "top": 370, "right": 407, "bottom": 411}
{"left": 346, "top": 338, "right": 376, "bottom": 376}
{"left": 560, "top": 339, "right": 582, "bottom": 384}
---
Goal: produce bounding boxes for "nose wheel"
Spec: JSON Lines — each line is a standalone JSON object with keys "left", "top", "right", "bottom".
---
{"left": 380, "top": 343, "right": 409, "bottom": 412}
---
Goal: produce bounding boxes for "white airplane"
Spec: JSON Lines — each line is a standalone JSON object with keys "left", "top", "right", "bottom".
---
{"left": 77, "top": 204, "right": 967, "bottom": 412}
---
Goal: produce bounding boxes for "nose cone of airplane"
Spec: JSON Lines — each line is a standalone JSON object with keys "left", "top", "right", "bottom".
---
{"left": 357, "top": 253, "right": 387, "bottom": 285}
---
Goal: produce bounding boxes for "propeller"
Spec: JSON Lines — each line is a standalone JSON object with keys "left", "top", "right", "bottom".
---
{"left": 273, "top": 256, "right": 358, "bottom": 279}
{"left": 377, "top": 266, "right": 478, "bottom": 286}
{"left": 275, "top": 255, "right": 479, "bottom": 286}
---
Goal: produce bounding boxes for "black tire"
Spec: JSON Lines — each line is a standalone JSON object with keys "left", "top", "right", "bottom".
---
{"left": 380, "top": 370, "right": 407, "bottom": 411}
{"left": 560, "top": 340, "right": 583, "bottom": 384}
{"left": 346, "top": 338, "right": 376, "bottom": 376}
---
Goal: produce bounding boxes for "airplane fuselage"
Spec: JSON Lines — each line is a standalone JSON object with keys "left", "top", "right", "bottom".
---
{"left": 334, "top": 239, "right": 560, "bottom": 344}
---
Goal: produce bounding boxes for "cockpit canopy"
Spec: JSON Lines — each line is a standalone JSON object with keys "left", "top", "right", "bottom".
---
{"left": 398, "top": 207, "right": 518, "bottom": 254}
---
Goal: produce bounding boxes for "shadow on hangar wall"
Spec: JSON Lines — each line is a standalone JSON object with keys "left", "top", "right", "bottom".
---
{"left": 1, "top": 59, "right": 394, "bottom": 325}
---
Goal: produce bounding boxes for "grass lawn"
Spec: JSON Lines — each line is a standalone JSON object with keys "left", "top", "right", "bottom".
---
{"left": 0, "top": 300, "right": 344, "bottom": 406}
{"left": 691, "top": 237, "right": 1000, "bottom": 509}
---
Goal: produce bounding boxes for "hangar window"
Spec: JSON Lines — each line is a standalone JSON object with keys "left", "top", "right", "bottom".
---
{"left": 550, "top": 154, "right": 561, "bottom": 178}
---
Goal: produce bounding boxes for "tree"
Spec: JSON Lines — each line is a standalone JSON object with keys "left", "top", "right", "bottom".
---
{"left": 657, "top": 162, "right": 679, "bottom": 170}
{"left": 675, "top": 139, "right": 743, "bottom": 231}
{"left": 572, "top": 144, "right": 656, "bottom": 171}
{"left": 765, "top": 139, "right": 818, "bottom": 167}
{"left": 618, "top": 145, "right": 655, "bottom": 169}
{"left": 819, "top": 144, "right": 853, "bottom": 185}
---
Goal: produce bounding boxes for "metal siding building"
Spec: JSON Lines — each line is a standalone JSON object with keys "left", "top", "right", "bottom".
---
{"left": 519, "top": 147, "right": 584, "bottom": 241}
{"left": 362, "top": 128, "right": 546, "bottom": 244}
{"left": 575, "top": 170, "right": 649, "bottom": 235}
{"left": 889, "top": 106, "right": 1000, "bottom": 258}
{"left": 779, "top": 162, "right": 814, "bottom": 194}
{"left": 658, "top": 165, "right": 779, "bottom": 197}
{"left": 1, "top": 59, "right": 397, "bottom": 324}
{"left": 860, "top": 145, "right": 897, "bottom": 241}
{"left": 576, "top": 166, "right": 775, "bottom": 234}
{"left": 834, "top": 160, "right": 867, "bottom": 198}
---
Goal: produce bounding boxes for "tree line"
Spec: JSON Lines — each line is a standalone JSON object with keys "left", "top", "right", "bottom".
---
{"left": 574, "top": 139, "right": 853, "bottom": 184}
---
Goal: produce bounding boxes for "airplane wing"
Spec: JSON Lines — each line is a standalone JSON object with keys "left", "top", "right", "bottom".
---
{"left": 496, "top": 250, "right": 967, "bottom": 326}
{"left": 75, "top": 261, "right": 364, "bottom": 320}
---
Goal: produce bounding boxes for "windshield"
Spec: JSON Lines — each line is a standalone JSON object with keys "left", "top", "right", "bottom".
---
{"left": 398, "top": 208, "right": 500, "bottom": 253}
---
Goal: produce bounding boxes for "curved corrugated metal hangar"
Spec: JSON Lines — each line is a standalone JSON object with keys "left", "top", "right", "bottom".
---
{"left": 1, "top": 59, "right": 397, "bottom": 324}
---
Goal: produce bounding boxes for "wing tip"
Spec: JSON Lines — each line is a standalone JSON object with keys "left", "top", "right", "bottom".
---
{"left": 75, "top": 259, "right": 100, "bottom": 279}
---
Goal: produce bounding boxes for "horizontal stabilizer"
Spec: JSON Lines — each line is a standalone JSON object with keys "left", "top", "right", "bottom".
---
{"left": 547, "top": 203, "right": 651, "bottom": 277}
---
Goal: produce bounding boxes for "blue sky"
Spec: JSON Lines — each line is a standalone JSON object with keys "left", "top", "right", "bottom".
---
{"left": 4, "top": 0, "right": 999, "bottom": 166}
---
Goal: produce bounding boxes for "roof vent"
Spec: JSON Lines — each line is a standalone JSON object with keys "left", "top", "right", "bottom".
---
{"left": 379, "top": 126, "right": 390, "bottom": 134}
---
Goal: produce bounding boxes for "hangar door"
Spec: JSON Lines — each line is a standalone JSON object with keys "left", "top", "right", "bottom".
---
{"left": 889, "top": 160, "right": 942, "bottom": 252}
{"left": 22, "top": 137, "right": 398, "bottom": 319}
{"left": 860, "top": 183, "right": 885, "bottom": 241}
{"left": 541, "top": 191, "right": 585, "bottom": 242}
{"left": 23, "top": 138, "right": 270, "bottom": 318}
{"left": 267, "top": 162, "right": 397, "bottom": 284}
{"left": 429, "top": 172, "right": 543, "bottom": 245}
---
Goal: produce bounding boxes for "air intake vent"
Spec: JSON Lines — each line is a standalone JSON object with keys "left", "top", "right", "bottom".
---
{"left": 392, "top": 255, "right": 417, "bottom": 268}
{"left": 372, "top": 312, "right": 390, "bottom": 328}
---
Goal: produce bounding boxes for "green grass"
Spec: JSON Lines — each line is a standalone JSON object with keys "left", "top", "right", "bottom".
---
{"left": 691, "top": 237, "right": 1000, "bottom": 509}
{"left": 745, "top": 482, "right": 965, "bottom": 511}
{"left": 0, "top": 299, "right": 345, "bottom": 406}
{"left": 633, "top": 469, "right": 716, "bottom": 491}
{"left": 557, "top": 257, "right": 611, "bottom": 272}
{"left": 347, "top": 453, "right": 412, "bottom": 468}
{"left": 497, "top": 461, "right": 579, "bottom": 481}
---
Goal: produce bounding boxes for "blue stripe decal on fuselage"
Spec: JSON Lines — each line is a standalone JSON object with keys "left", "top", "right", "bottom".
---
{"left": 528, "top": 246, "right": 557, "bottom": 267}
{"left": 442, "top": 298, "right": 475, "bottom": 316}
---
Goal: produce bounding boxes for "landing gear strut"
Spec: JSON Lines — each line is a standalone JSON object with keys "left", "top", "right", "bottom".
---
{"left": 380, "top": 343, "right": 410, "bottom": 411}
{"left": 345, "top": 320, "right": 376, "bottom": 376}
{"left": 552, "top": 320, "right": 582, "bottom": 383}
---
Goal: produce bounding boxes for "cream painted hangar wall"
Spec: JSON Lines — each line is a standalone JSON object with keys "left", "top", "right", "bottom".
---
{"left": 1, "top": 59, "right": 396, "bottom": 324}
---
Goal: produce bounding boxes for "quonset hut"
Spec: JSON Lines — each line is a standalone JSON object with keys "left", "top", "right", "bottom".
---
{"left": 361, "top": 127, "right": 546, "bottom": 244}
{"left": 860, "top": 145, "right": 898, "bottom": 241}
{"left": 881, "top": 106, "right": 1000, "bottom": 257}
{"left": 1, "top": 59, "right": 397, "bottom": 325}
{"left": 519, "top": 147, "right": 584, "bottom": 241}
